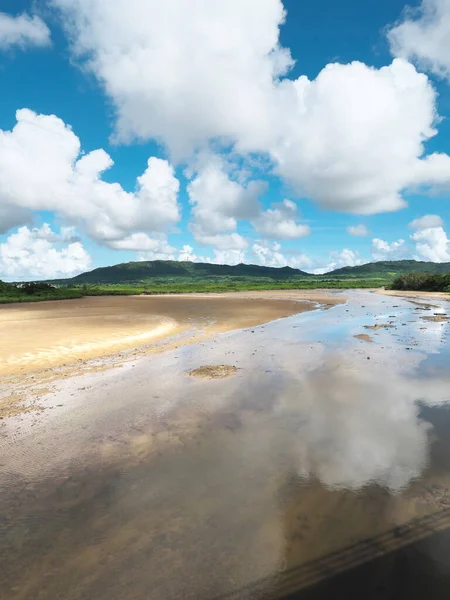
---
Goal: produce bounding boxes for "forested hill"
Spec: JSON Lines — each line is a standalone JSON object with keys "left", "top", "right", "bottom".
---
{"left": 42, "top": 258, "right": 450, "bottom": 285}
{"left": 55, "top": 260, "right": 310, "bottom": 284}
{"left": 327, "top": 260, "right": 450, "bottom": 278}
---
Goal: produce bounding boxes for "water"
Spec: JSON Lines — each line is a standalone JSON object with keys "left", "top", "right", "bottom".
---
{"left": 1, "top": 291, "right": 450, "bottom": 599}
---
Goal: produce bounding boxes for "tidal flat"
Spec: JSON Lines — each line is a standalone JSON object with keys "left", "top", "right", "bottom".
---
{"left": 1, "top": 290, "right": 450, "bottom": 599}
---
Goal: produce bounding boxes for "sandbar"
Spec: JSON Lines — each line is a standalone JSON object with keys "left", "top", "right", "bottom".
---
{"left": 0, "top": 291, "right": 344, "bottom": 378}
{"left": 378, "top": 289, "right": 450, "bottom": 302}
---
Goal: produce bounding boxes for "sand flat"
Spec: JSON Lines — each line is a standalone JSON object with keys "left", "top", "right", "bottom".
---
{"left": 2, "top": 291, "right": 450, "bottom": 600}
{"left": 378, "top": 289, "right": 450, "bottom": 301}
{"left": 0, "top": 291, "right": 343, "bottom": 377}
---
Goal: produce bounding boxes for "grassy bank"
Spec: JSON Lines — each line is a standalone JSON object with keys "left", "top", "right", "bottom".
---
{"left": 0, "top": 277, "right": 388, "bottom": 304}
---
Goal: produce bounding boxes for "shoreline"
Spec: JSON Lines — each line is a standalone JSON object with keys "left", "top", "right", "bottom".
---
{"left": 376, "top": 289, "right": 450, "bottom": 302}
{"left": 0, "top": 290, "right": 345, "bottom": 378}
{"left": 0, "top": 291, "right": 344, "bottom": 420}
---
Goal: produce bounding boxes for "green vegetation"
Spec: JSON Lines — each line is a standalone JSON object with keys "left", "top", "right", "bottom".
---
{"left": 51, "top": 260, "right": 310, "bottom": 285}
{"left": 329, "top": 260, "right": 450, "bottom": 279}
{"left": 0, "top": 280, "right": 83, "bottom": 303}
{"left": 47, "top": 259, "right": 450, "bottom": 287}
{"left": 389, "top": 272, "right": 450, "bottom": 293}
{"left": 2, "top": 259, "right": 450, "bottom": 304}
{"left": 71, "top": 278, "right": 380, "bottom": 296}
{"left": 0, "top": 275, "right": 380, "bottom": 304}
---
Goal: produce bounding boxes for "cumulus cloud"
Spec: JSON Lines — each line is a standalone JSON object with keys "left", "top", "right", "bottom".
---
{"left": 0, "top": 109, "right": 181, "bottom": 244}
{"left": 347, "top": 224, "right": 370, "bottom": 237}
{"left": 409, "top": 214, "right": 450, "bottom": 261}
{"left": 371, "top": 238, "right": 408, "bottom": 261}
{"left": 412, "top": 226, "right": 450, "bottom": 261}
{"left": 187, "top": 157, "right": 264, "bottom": 247}
{"left": 313, "top": 249, "right": 363, "bottom": 274}
{"left": 273, "top": 59, "right": 450, "bottom": 214}
{"left": 0, "top": 224, "right": 91, "bottom": 281}
{"left": 52, "top": 0, "right": 450, "bottom": 215}
{"left": 388, "top": 0, "right": 450, "bottom": 80}
{"left": 194, "top": 233, "right": 249, "bottom": 251}
{"left": 178, "top": 245, "right": 201, "bottom": 262}
{"left": 178, "top": 244, "right": 246, "bottom": 266}
{"left": 212, "top": 249, "right": 248, "bottom": 265}
{"left": 409, "top": 214, "right": 444, "bottom": 229}
{"left": 251, "top": 240, "right": 314, "bottom": 270}
{"left": 107, "top": 233, "right": 175, "bottom": 253}
{"left": 0, "top": 203, "right": 32, "bottom": 234}
{"left": 252, "top": 199, "right": 310, "bottom": 239}
{"left": 0, "top": 12, "right": 51, "bottom": 51}
{"left": 51, "top": 0, "right": 292, "bottom": 157}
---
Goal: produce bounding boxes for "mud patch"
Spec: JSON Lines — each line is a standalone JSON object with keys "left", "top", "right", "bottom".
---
{"left": 422, "top": 315, "right": 450, "bottom": 323}
{"left": 187, "top": 365, "right": 239, "bottom": 379}
{"left": 364, "top": 323, "right": 395, "bottom": 331}
{"left": 354, "top": 334, "right": 374, "bottom": 343}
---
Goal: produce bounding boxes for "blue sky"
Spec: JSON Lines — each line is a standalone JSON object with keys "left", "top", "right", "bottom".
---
{"left": 1, "top": 0, "right": 450, "bottom": 279}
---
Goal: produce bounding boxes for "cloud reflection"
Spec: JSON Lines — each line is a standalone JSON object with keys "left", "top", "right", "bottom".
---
{"left": 280, "top": 355, "right": 450, "bottom": 492}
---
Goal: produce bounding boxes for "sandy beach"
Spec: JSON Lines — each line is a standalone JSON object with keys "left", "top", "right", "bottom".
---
{"left": 0, "top": 290, "right": 343, "bottom": 378}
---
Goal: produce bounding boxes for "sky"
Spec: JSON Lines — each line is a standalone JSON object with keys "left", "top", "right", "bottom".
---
{"left": 1, "top": 0, "right": 450, "bottom": 280}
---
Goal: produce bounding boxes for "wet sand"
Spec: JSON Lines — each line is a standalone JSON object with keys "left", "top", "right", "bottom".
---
{"left": 378, "top": 289, "right": 450, "bottom": 302}
{"left": 2, "top": 291, "right": 450, "bottom": 599}
{"left": 0, "top": 291, "right": 341, "bottom": 378}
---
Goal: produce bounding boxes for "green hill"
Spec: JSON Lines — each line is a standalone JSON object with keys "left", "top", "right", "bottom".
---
{"left": 45, "top": 259, "right": 450, "bottom": 286}
{"left": 53, "top": 260, "right": 310, "bottom": 285}
{"left": 4, "top": 259, "right": 450, "bottom": 301}
{"left": 327, "top": 260, "right": 450, "bottom": 278}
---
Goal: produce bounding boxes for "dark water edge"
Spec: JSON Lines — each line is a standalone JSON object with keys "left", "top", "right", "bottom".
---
{"left": 1, "top": 291, "right": 450, "bottom": 599}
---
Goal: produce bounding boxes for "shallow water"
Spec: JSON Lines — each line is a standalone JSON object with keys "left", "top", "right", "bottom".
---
{"left": 1, "top": 291, "right": 450, "bottom": 599}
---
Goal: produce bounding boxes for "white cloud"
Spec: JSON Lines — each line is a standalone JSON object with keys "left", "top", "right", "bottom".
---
{"left": 0, "top": 109, "right": 181, "bottom": 244}
{"left": 272, "top": 59, "right": 450, "bottom": 214}
{"left": 51, "top": 0, "right": 450, "bottom": 215}
{"left": 0, "top": 224, "right": 91, "bottom": 281}
{"left": 187, "top": 157, "right": 264, "bottom": 242}
{"left": 252, "top": 199, "right": 310, "bottom": 239}
{"left": 107, "top": 233, "right": 175, "bottom": 253}
{"left": 371, "top": 238, "right": 408, "bottom": 261}
{"left": 411, "top": 227, "right": 450, "bottom": 261}
{"left": 194, "top": 233, "right": 248, "bottom": 251}
{"left": 212, "top": 249, "right": 247, "bottom": 265}
{"left": 313, "top": 249, "right": 363, "bottom": 274}
{"left": 251, "top": 240, "right": 314, "bottom": 270}
{"left": 372, "top": 238, "right": 410, "bottom": 261}
{"left": 51, "top": 0, "right": 292, "bottom": 157}
{"left": 178, "top": 245, "right": 201, "bottom": 262}
{"left": 388, "top": 0, "right": 450, "bottom": 80}
{"left": 0, "top": 203, "right": 32, "bottom": 234}
{"left": 347, "top": 224, "right": 370, "bottom": 237}
{"left": 0, "top": 12, "right": 51, "bottom": 51}
{"left": 409, "top": 214, "right": 444, "bottom": 229}
{"left": 177, "top": 244, "right": 246, "bottom": 266}
{"left": 407, "top": 213, "right": 450, "bottom": 261}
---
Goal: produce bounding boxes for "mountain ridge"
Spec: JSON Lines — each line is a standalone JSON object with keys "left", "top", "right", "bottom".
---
{"left": 48, "top": 260, "right": 310, "bottom": 284}
{"left": 38, "top": 258, "right": 450, "bottom": 285}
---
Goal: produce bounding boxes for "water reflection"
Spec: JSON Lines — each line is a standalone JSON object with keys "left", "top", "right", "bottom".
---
{"left": 284, "top": 356, "right": 432, "bottom": 491}
{"left": 1, "top": 292, "right": 450, "bottom": 599}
